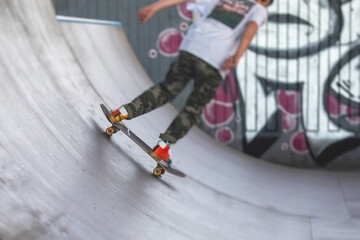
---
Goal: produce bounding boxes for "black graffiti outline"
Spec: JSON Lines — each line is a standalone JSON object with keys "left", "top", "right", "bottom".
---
{"left": 249, "top": 0, "right": 343, "bottom": 59}
{"left": 315, "top": 44, "right": 360, "bottom": 172}
{"left": 240, "top": 75, "right": 306, "bottom": 158}
{"left": 323, "top": 44, "right": 360, "bottom": 132}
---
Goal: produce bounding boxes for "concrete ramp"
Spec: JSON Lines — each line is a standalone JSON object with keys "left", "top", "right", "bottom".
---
{"left": 0, "top": 0, "right": 359, "bottom": 239}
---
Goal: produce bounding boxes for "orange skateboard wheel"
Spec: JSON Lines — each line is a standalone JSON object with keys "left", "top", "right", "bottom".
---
{"left": 153, "top": 167, "right": 162, "bottom": 176}
{"left": 106, "top": 127, "right": 115, "bottom": 136}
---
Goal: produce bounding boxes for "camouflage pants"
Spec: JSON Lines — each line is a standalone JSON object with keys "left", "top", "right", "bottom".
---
{"left": 124, "top": 51, "right": 222, "bottom": 144}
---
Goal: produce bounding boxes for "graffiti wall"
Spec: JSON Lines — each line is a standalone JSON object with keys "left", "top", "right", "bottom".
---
{"left": 52, "top": 0, "right": 359, "bottom": 169}
{"left": 201, "top": 0, "right": 360, "bottom": 169}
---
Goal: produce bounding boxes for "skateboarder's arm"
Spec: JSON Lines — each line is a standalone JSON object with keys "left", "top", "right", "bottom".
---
{"left": 139, "top": 0, "right": 196, "bottom": 24}
{"left": 221, "top": 21, "right": 259, "bottom": 71}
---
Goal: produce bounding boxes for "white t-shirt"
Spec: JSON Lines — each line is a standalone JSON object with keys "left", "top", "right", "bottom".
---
{"left": 180, "top": 0, "right": 268, "bottom": 77}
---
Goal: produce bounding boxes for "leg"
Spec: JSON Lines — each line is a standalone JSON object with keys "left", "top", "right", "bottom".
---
{"left": 160, "top": 57, "right": 223, "bottom": 144}
{"left": 124, "top": 51, "right": 194, "bottom": 119}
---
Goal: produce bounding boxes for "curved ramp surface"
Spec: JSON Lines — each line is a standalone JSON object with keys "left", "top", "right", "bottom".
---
{"left": 0, "top": 0, "right": 359, "bottom": 239}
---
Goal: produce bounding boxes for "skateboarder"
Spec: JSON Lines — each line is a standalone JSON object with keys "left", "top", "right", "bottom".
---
{"left": 108, "top": 0, "right": 273, "bottom": 166}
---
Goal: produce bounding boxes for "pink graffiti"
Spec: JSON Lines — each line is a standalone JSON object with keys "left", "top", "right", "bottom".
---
{"left": 149, "top": 49, "right": 158, "bottom": 59}
{"left": 281, "top": 143, "right": 289, "bottom": 151}
{"left": 277, "top": 90, "right": 301, "bottom": 115}
{"left": 213, "top": 72, "right": 239, "bottom": 103}
{"left": 178, "top": 2, "right": 193, "bottom": 21}
{"left": 216, "top": 128, "right": 234, "bottom": 144}
{"left": 157, "top": 29, "right": 183, "bottom": 57}
{"left": 346, "top": 107, "right": 360, "bottom": 124}
{"left": 290, "top": 132, "right": 308, "bottom": 154}
{"left": 202, "top": 72, "right": 239, "bottom": 127}
{"left": 180, "top": 22, "right": 189, "bottom": 31}
{"left": 203, "top": 102, "right": 234, "bottom": 127}
{"left": 327, "top": 94, "right": 360, "bottom": 125}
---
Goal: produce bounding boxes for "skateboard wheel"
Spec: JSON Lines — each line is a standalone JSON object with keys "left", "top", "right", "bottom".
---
{"left": 153, "top": 167, "right": 162, "bottom": 176}
{"left": 106, "top": 127, "right": 115, "bottom": 136}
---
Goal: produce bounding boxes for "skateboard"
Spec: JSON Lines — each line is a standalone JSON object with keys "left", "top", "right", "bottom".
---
{"left": 100, "top": 104, "right": 185, "bottom": 178}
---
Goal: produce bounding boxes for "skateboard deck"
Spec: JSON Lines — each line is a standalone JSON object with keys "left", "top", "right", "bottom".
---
{"left": 100, "top": 104, "right": 185, "bottom": 177}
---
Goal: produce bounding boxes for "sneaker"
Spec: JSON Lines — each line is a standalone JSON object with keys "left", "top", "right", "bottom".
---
{"left": 150, "top": 139, "right": 173, "bottom": 166}
{"left": 108, "top": 106, "right": 128, "bottom": 124}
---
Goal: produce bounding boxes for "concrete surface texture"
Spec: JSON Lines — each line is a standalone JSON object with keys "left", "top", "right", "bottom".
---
{"left": 0, "top": 0, "right": 359, "bottom": 239}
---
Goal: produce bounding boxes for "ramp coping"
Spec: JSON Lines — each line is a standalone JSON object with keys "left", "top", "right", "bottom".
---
{"left": 56, "top": 15, "right": 122, "bottom": 26}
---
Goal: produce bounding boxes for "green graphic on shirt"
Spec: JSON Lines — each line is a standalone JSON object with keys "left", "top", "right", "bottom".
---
{"left": 209, "top": 0, "right": 255, "bottom": 29}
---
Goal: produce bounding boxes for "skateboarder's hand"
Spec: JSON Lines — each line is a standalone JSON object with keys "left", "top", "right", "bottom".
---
{"left": 140, "top": 1, "right": 196, "bottom": 24}
{"left": 139, "top": 5, "right": 156, "bottom": 24}
{"left": 221, "top": 55, "right": 240, "bottom": 71}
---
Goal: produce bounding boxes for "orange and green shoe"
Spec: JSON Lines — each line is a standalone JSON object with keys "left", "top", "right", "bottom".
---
{"left": 150, "top": 139, "right": 173, "bottom": 167}
{"left": 108, "top": 106, "right": 128, "bottom": 124}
